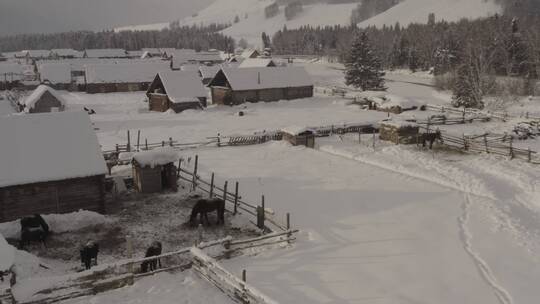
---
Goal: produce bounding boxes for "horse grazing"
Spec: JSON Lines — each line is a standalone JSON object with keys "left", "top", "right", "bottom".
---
{"left": 141, "top": 241, "right": 163, "bottom": 273}
{"left": 189, "top": 198, "right": 225, "bottom": 226}
{"left": 19, "top": 214, "right": 49, "bottom": 250}
{"left": 80, "top": 241, "right": 99, "bottom": 270}
{"left": 423, "top": 130, "right": 442, "bottom": 149}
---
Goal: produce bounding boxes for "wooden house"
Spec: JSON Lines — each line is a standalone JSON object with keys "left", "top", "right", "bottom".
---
{"left": 208, "top": 67, "right": 314, "bottom": 105}
{"left": 85, "top": 62, "right": 170, "bottom": 93}
{"left": 132, "top": 148, "right": 179, "bottom": 193}
{"left": 0, "top": 112, "right": 108, "bottom": 222}
{"left": 379, "top": 120, "right": 420, "bottom": 145}
{"left": 50, "top": 49, "right": 81, "bottom": 59}
{"left": 199, "top": 65, "right": 222, "bottom": 85}
{"left": 147, "top": 71, "right": 207, "bottom": 113}
{"left": 282, "top": 126, "right": 316, "bottom": 148}
{"left": 170, "top": 49, "right": 223, "bottom": 70}
{"left": 24, "top": 85, "right": 66, "bottom": 113}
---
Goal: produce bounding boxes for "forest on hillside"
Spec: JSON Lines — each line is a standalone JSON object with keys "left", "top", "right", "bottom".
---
{"left": 0, "top": 24, "right": 234, "bottom": 52}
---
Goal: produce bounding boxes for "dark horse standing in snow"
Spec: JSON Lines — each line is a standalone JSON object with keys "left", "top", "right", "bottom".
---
{"left": 80, "top": 241, "right": 99, "bottom": 270}
{"left": 141, "top": 241, "right": 163, "bottom": 273}
{"left": 19, "top": 214, "right": 49, "bottom": 250}
{"left": 189, "top": 198, "right": 225, "bottom": 226}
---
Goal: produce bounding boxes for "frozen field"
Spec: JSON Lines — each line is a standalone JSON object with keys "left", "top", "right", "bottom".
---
{"left": 6, "top": 61, "right": 540, "bottom": 303}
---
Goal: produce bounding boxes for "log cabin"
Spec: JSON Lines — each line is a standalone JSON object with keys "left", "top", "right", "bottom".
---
{"left": 0, "top": 111, "right": 108, "bottom": 222}
{"left": 208, "top": 67, "right": 313, "bottom": 105}
{"left": 132, "top": 148, "right": 179, "bottom": 193}
{"left": 147, "top": 71, "right": 207, "bottom": 113}
{"left": 24, "top": 85, "right": 66, "bottom": 113}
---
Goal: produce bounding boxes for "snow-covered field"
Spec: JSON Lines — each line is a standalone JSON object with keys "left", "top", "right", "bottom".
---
{"left": 5, "top": 61, "right": 540, "bottom": 303}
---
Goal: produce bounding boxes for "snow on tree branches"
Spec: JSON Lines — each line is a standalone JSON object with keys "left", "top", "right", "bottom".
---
{"left": 344, "top": 32, "right": 386, "bottom": 91}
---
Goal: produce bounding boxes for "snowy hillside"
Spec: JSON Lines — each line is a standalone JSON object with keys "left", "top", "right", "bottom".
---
{"left": 359, "top": 0, "right": 502, "bottom": 28}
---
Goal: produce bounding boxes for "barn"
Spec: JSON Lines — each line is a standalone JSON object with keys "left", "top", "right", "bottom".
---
{"left": 208, "top": 67, "right": 314, "bottom": 105}
{"left": 132, "top": 147, "right": 179, "bottom": 193}
{"left": 0, "top": 111, "right": 108, "bottom": 222}
{"left": 85, "top": 62, "right": 170, "bottom": 93}
{"left": 147, "top": 71, "right": 207, "bottom": 113}
{"left": 24, "top": 85, "right": 66, "bottom": 113}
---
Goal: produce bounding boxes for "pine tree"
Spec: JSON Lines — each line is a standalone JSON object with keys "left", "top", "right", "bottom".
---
{"left": 344, "top": 32, "right": 386, "bottom": 91}
{"left": 451, "top": 63, "right": 484, "bottom": 109}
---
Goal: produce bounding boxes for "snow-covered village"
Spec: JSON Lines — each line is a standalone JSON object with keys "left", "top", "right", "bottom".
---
{"left": 1, "top": 0, "right": 540, "bottom": 303}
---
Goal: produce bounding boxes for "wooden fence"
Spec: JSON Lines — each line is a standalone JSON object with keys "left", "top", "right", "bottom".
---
{"left": 425, "top": 104, "right": 540, "bottom": 123}
{"left": 13, "top": 230, "right": 297, "bottom": 304}
{"left": 177, "top": 155, "right": 290, "bottom": 233}
{"left": 192, "top": 247, "right": 279, "bottom": 304}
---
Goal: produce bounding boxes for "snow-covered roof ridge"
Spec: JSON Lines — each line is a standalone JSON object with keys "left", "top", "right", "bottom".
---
{"left": 218, "top": 66, "right": 313, "bottom": 91}
{"left": 0, "top": 111, "right": 108, "bottom": 188}
{"left": 24, "top": 85, "right": 67, "bottom": 109}
{"left": 133, "top": 147, "right": 179, "bottom": 168}
{"left": 281, "top": 126, "right": 315, "bottom": 136}
{"left": 238, "top": 58, "right": 276, "bottom": 68}
{"left": 84, "top": 49, "right": 127, "bottom": 58}
{"left": 38, "top": 63, "right": 71, "bottom": 84}
{"left": 85, "top": 62, "right": 171, "bottom": 84}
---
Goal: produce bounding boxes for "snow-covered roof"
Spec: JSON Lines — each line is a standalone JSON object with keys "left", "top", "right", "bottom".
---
{"left": 238, "top": 58, "right": 276, "bottom": 68}
{"left": 154, "top": 71, "right": 207, "bottom": 103}
{"left": 199, "top": 65, "right": 222, "bottom": 79}
{"left": 380, "top": 119, "right": 419, "bottom": 128}
{"left": 0, "top": 233, "right": 15, "bottom": 272}
{"left": 85, "top": 62, "right": 170, "bottom": 84}
{"left": 281, "top": 126, "right": 315, "bottom": 136}
{"left": 141, "top": 48, "right": 162, "bottom": 56}
{"left": 24, "top": 85, "right": 67, "bottom": 109}
{"left": 22, "top": 50, "right": 51, "bottom": 58}
{"left": 84, "top": 49, "right": 127, "bottom": 58}
{"left": 51, "top": 49, "right": 81, "bottom": 58}
{"left": 241, "top": 49, "right": 259, "bottom": 59}
{"left": 38, "top": 63, "right": 71, "bottom": 84}
{"left": 127, "top": 50, "right": 144, "bottom": 58}
{"left": 214, "top": 67, "right": 313, "bottom": 91}
{"left": 0, "top": 111, "right": 108, "bottom": 188}
{"left": 170, "top": 49, "right": 222, "bottom": 69}
{"left": 133, "top": 147, "right": 179, "bottom": 168}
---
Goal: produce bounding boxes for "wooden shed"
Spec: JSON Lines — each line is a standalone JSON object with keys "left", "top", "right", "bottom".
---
{"left": 379, "top": 120, "right": 420, "bottom": 145}
{"left": 147, "top": 71, "right": 207, "bottom": 113}
{"left": 208, "top": 67, "right": 314, "bottom": 106}
{"left": 282, "top": 126, "right": 316, "bottom": 148}
{"left": 24, "top": 85, "right": 66, "bottom": 113}
{"left": 132, "top": 148, "right": 179, "bottom": 193}
{"left": 0, "top": 112, "right": 108, "bottom": 222}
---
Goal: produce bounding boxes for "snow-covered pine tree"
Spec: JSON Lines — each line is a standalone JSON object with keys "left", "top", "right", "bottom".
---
{"left": 451, "top": 63, "right": 484, "bottom": 109}
{"left": 344, "top": 32, "right": 386, "bottom": 91}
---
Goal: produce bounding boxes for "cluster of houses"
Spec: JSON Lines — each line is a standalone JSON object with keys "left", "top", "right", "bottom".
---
{"left": 1, "top": 47, "right": 314, "bottom": 114}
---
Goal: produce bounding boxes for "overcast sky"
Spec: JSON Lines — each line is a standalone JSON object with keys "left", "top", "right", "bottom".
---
{"left": 0, "top": 0, "right": 213, "bottom": 36}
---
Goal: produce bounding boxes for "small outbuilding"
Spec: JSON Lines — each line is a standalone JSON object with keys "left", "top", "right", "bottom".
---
{"left": 132, "top": 148, "right": 179, "bottom": 193}
{"left": 282, "top": 126, "right": 316, "bottom": 148}
{"left": 379, "top": 120, "right": 420, "bottom": 145}
{"left": 0, "top": 112, "right": 108, "bottom": 222}
{"left": 208, "top": 67, "right": 313, "bottom": 105}
{"left": 24, "top": 85, "right": 66, "bottom": 113}
{"left": 147, "top": 71, "right": 207, "bottom": 113}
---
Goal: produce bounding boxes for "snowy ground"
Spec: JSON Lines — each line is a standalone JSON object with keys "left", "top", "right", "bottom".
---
{"left": 5, "top": 61, "right": 540, "bottom": 303}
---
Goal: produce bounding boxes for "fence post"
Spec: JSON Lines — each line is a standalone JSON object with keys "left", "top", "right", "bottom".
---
{"left": 463, "top": 134, "right": 468, "bottom": 151}
{"left": 136, "top": 130, "right": 141, "bottom": 151}
{"left": 209, "top": 173, "right": 215, "bottom": 198}
{"left": 234, "top": 182, "right": 239, "bottom": 215}
{"left": 192, "top": 155, "right": 199, "bottom": 190}
{"left": 509, "top": 138, "right": 514, "bottom": 159}
{"left": 127, "top": 130, "right": 131, "bottom": 152}
{"left": 222, "top": 181, "right": 228, "bottom": 202}
{"left": 483, "top": 134, "right": 489, "bottom": 153}
{"left": 528, "top": 148, "right": 532, "bottom": 162}
{"left": 257, "top": 195, "right": 265, "bottom": 231}
{"left": 358, "top": 131, "right": 361, "bottom": 144}
{"left": 145, "top": 138, "right": 148, "bottom": 150}
{"left": 126, "top": 236, "right": 133, "bottom": 273}
{"left": 162, "top": 141, "right": 165, "bottom": 147}
{"left": 242, "top": 270, "right": 247, "bottom": 283}
{"left": 372, "top": 129, "right": 376, "bottom": 149}
{"left": 115, "top": 144, "right": 119, "bottom": 152}
{"left": 169, "top": 137, "right": 173, "bottom": 147}
{"left": 217, "top": 133, "right": 221, "bottom": 147}
{"left": 177, "top": 159, "right": 182, "bottom": 178}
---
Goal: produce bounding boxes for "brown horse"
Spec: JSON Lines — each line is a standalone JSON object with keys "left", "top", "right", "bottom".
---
{"left": 189, "top": 198, "right": 225, "bottom": 226}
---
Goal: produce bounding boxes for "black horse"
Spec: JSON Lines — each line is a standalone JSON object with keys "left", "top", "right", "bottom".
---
{"left": 189, "top": 198, "right": 225, "bottom": 226}
{"left": 80, "top": 241, "right": 99, "bottom": 270}
{"left": 141, "top": 241, "right": 163, "bottom": 273}
{"left": 19, "top": 214, "right": 49, "bottom": 250}
{"left": 423, "top": 130, "right": 442, "bottom": 149}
